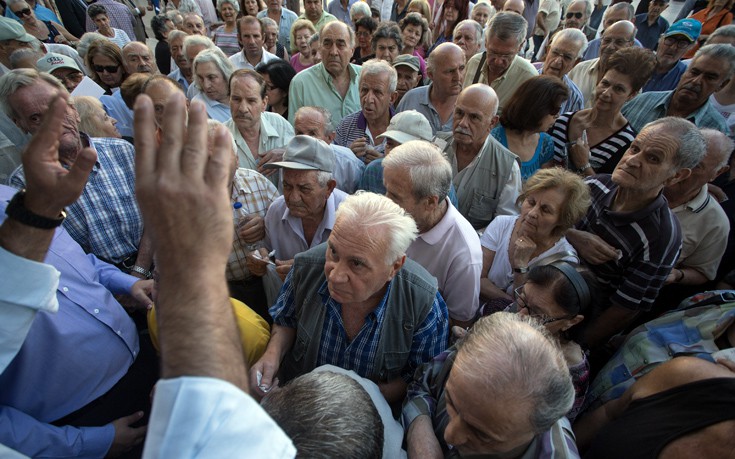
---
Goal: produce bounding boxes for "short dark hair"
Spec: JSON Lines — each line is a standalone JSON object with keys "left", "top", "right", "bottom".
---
{"left": 150, "top": 14, "right": 170, "bottom": 41}
{"left": 500, "top": 75, "right": 568, "bottom": 132}
{"left": 527, "top": 263, "right": 597, "bottom": 317}
{"left": 355, "top": 16, "right": 378, "bottom": 34}
{"left": 371, "top": 21, "right": 403, "bottom": 52}
{"left": 87, "top": 3, "right": 108, "bottom": 19}
{"left": 237, "top": 15, "right": 264, "bottom": 37}
{"left": 256, "top": 59, "right": 296, "bottom": 104}
{"left": 229, "top": 68, "right": 266, "bottom": 98}
{"left": 605, "top": 46, "right": 657, "bottom": 92}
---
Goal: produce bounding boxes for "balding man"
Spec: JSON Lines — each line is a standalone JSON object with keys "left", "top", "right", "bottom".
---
{"left": 568, "top": 20, "right": 636, "bottom": 107}
{"left": 502, "top": 0, "right": 525, "bottom": 14}
{"left": 443, "top": 84, "right": 521, "bottom": 230}
{"left": 288, "top": 22, "right": 360, "bottom": 126}
{"left": 230, "top": 16, "right": 279, "bottom": 70}
{"left": 383, "top": 141, "right": 482, "bottom": 326}
{"left": 622, "top": 44, "right": 733, "bottom": 133}
{"left": 464, "top": 12, "right": 537, "bottom": 114}
{"left": 167, "top": 30, "right": 193, "bottom": 90}
{"left": 182, "top": 12, "right": 206, "bottom": 35}
{"left": 452, "top": 19, "right": 483, "bottom": 62}
{"left": 403, "top": 313, "right": 579, "bottom": 458}
{"left": 397, "top": 42, "right": 465, "bottom": 135}
{"left": 538, "top": 28, "right": 587, "bottom": 113}
{"left": 564, "top": 0, "right": 597, "bottom": 42}
{"left": 582, "top": 3, "right": 642, "bottom": 61}
{"left": 122, "top": 42, "right": 158, "bottom": 75}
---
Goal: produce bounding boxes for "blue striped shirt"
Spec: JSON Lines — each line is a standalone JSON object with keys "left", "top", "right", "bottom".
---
{"left": 621, "top": 90, "right": 729, "bottom": 134}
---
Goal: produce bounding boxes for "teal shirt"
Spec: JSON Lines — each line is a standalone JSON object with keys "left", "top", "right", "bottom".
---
{"left": 288, "top": 62, "right": 361, "bottom": 126}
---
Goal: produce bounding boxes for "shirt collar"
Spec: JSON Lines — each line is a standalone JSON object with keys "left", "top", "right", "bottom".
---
{"left": 281, "top": 191, "right": 339, "bottom": 232}
{"left": 600, "top": 181, "right": 669, "bottom": 226}
{"left": 418, "top": 197, "right": 454, "bottom": 245}
{"left": 317, "top": 277, "right": 392, "bottom": 321}
{"left": 357, "top": 106, "right": 396, "bottom": 130}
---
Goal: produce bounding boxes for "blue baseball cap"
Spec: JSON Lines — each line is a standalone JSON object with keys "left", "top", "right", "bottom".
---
{"left": 664, "top": 19, "right": 702, "bottom": 43}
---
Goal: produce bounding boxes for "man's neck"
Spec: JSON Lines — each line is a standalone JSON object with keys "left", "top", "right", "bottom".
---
{"left": 238, "top": 120, "right": 262, "bottom": 141}
{"left": 181, "top": 67, "right": 193, "bottom": 82}
{"left": 420, "top": 199, "right": 448, "bottom": 233}
{"left": 663, "top": 184, "right": 700, "bottom": 209}
{"left": 429, "top": 85, "right": 457, "bottom": 107}
{"left": 612, "top": 186, "right": 661, "bottom": 213}
{"left": 655, "top": 59, "right": 678, "bottom": 75}
{"left": 365, "top": 112, "right": 391, "bottom": 136}
{"left": 667, "top": 92, "right": 704, "bottom": 118}
{"left": 647, "top": 15, "right": 659, "bottom": 26}
{"left": 455, "top": 142, "right": 482, "bottom": 172}
{"left": 245, "top": 49, "right": 263, "bottom": 66}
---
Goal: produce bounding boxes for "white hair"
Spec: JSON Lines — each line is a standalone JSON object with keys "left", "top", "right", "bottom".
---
{"left": 216, "top": 0, "right": 240, "bottom": 13}
{"left": 360, "top": 58, "right": 397, "bottom": 92}
{"left": 701, "top": 128, "right": 734, "bottom": 170}
{"left": 350, "top": 1, "right": 371, "bottom": 21}
{"left": 0, "top": 68, "right": 63, "bottom": 119}
{"left": 383, "top": 140, "right": 452, "bottom": 201}
{"left": 183, "top": 34, "right": 215, "bottom": 64}
{"left": 192, "top": 47, "right": 234, "bottom": 85}
{"left": 550, "top": 27, "right": 588, "bottom": 58}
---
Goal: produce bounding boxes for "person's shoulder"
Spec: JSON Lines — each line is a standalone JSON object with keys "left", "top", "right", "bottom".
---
{"left": 467, "top": 52, "right": 483, "bottom": 66}
{"left": 514, "top": 55, "right": 538, "bottom": 74}
{"left": 92, "top": 136, "right": 134, "bottom": 152}
{"left": 262, "top": 110, "right": 292, "bottom": 128}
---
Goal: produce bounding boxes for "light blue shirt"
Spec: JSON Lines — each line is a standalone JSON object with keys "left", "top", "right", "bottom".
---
{"left": 327, "top": 0, "right": 357, "bottom": 27}
{"left": 257, "top": 8, "right": 298, "bottom": 51}
{"left": 100, "top": 90, "right": 133, "bottom": 138}
{"left": 168, "top": 67, "right": 190, "bottom": 93}
{"left": 194, "top": 93, "right": 232, "bottom": 122}
{"left": 5, "top": 3, "right": 59, "bottom": 23}
{"left": 288, "top": 62, "right": 361, "bottom": 126}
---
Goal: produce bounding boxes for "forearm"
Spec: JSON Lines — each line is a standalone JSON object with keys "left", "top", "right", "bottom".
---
{"left": 406, "top": 415, "right": 443, "bottom": 459}
{"left": 132, "top": 229, "right": 154, "bottom": 272}
{"left": 263, "top": 324, "right": 297, "bottom": 362}
{"left": 672, "top": 266, "right": 709, "bottom": 285}
{"left": 480, "top": 278, "right": 513, "bottom": 302}
{"left": 378, "top": 377, "right": 408, "bottom": 404}
{"left": 0, "top": 218, "right": 55, "bottom": 262}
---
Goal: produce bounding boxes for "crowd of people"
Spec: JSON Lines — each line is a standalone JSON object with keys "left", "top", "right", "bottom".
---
{"left": 1, "top": 0, "right": 735, "bottom": 457}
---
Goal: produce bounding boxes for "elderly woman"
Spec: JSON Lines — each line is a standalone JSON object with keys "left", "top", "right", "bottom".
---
{"left": 258, "top": 0, "right": 297, "bottom": 51}
{"left": 86, "top": 4, "right": 130, "bottom": 49}
{"left": 408, "top": 0, "right": 432, "bottom": 24}
{"left": 9, "top": 0, "right": 78, "bottom": 46}
{"left": 73, "top": 96, "right": 121, "bottom": 139}
{"left": 371, "top": 21, "right": 403, "bottom": 63}
{"left": 479, "top": 168, "right": 590, "bottom": 309}
{"left": 85, "top": 39, "right": 128, "bottom": 94}
{"left": 551, "top": 47, "right": 656, "bottom": 175}
{"left": 350, "top": 1, "right": 371, "bottom": 24}
{"left": 352, "top": 16, "right": 377, "bottom": 64}
{"left": 288, "top": 19, "right": 316, "bottom": 72}
{"left": 256, "top": 59, "right": 295, "bottom": 119}
{"left": 491, "top": 76, "right": 568, "bottom": 180}
{"left": 151, "top": 14, "right": 174, "bottom": 73}
{"left": 400, "top": 13, "right": 430, "bottom": 76}
{"left": 192, "top": 47, "right": 234, "bottom": 122}
{"left": 212, "top": 0, "right": 240, "bottom": 56}
{"left": 241, "top": 0, "right": 265, "bottom": 17}
{"left": 261, "top": 17, "right": 288, "bottom": 60}
{"left": 427, "top": 0, "right": 468, "bottom": 55}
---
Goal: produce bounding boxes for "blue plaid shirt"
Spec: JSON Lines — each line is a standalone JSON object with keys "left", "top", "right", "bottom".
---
{"left": 271, "top": 272, "right": 449, "bottom": 382}
{"left": 9, "top": 135, "right": 142, "bottom": 263}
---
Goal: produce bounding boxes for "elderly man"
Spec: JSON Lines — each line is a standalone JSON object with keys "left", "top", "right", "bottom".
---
{"left": 168, "top": 30, "right": 193, "bottom": 90}
{"left": 335, "top": 59, "right": 396, "bottom": 163}
{"left": 453, "top": 19, "right": 483, "bottom": 62}
{"left": 538, "top": 28, "right": 587, "bottom": 113}
{"left": 444, "top": 84, "right": 521, "bottom": 230}
{"left": 635, "top": 0, "right": 670, "bottom": 50}
{"left": 36, "top": 52, "right": 84, "bottom": 93}
{"left": 622, "top": 44, "right": 733, "bottom": 133}
{"left": 403, "top": 313, "right": 579, "bottom": 458}
{"left": 289, "top": 22, "right": 360, "bottom": 125}
{"left": 294, "top": 106, "right": 365, "bottom": 193}
{"left": 225, "top": 69, "right": 293, "bottom": 182}
{"left": 568, "top": 20, "right": 636, "bottom": 108}
{"left": 383, "top": 141, "right": 482, "bottom": 326}
{"left": 502, "top": 0, "right": 525, "bottom": 14}
{"left": 393, "top": 54, "right": 422, "bottom": 106}
{"left": 122, "top": 41, "right": 158, "bottom": 75}
{"left": 581, "top": 3, "right": 640, "bottom": 60}
{"left": 251, "top": 191, "right": 449, "bottom": 404}
{"left": 564, "top": 0, "right": 597, "bottom": 42}
{"left": 472, "top": 1, "right": 493, "bottom": 25}
{"left": 566, "top": 117, "right": 706, "bottom": 348}
{"left": 143, "top": 74, "right": 185, "bottom": 130}
{"left": 643, "top": 19, "right": 701, "bottom": 92}
{"left": 182, "top": 12, "right": 206, "bottom": 35}
{"left": 0, "top": 16, "right": 34, "bottom": 76}
{"left": 230, "top": 16, "right": 279, "bottom": 71}
{"left": 257, "top": 0, "right": 298, "bottom": 50}
{"left": 397, "top": 42, "right": 465, "bottom": 134}
{"left": 300, "top": 0, "right": 337, "bottom": 31}
{"left": 464, "top": 12, "right": 537, "bottom": 114}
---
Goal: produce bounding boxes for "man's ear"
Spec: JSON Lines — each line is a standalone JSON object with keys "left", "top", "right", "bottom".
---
{"left": 325, "top": 178, "right": 337, "bottom": 196}
{"left": 388, "top": 254, "right": 406, "bottom": 280}
{"left": 489, "top": 114, "right": 500, "bottom": 129}
{"left": 664, "top": 167, "right": 692, "bottom": 187}
{"left": 389, "top": 90, "right": 398, "bottom": 106}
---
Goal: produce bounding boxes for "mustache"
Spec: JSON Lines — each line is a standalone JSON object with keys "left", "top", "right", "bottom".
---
{"left": 681, "top": 83, "right": 700, "bottom": 94}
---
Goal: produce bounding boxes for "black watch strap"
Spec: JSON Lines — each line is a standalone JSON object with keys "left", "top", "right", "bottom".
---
{"left": 5, "top": 190, "right": 66, "bottom": 229}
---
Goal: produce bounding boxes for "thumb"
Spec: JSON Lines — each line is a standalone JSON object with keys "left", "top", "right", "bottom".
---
{"left": 121, "top": 411, "right": 145, "bottom": 425}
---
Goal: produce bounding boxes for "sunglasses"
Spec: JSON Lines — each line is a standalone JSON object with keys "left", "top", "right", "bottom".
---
{"left": 566, "top": 12, "right": 584, "bottom": 19}
{"left": 14, "top": 8, "right": 32, "bottom": 17}
{"left": 93, "top": 64, "right": 120, "bottom": 73}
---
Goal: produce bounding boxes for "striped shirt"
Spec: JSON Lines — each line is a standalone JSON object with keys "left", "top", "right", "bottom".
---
{"left": 334, "top": 109, "right": 395, "bottom": 160}
{"left": 212, "top": 26, "right": 240, "bottom": 57}
{"left": 576, "top": 175, "right": 682, "bottom": 312}
{"left": 621, "top": 90, "right": 729, "bottom": 134}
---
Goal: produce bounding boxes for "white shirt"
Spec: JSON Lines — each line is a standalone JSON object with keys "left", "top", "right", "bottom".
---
{"left": 331, "top": 144, "right": 365, "bottom": 194}
{"left": 229, "top": 48, "right": 279, "bottom": 70}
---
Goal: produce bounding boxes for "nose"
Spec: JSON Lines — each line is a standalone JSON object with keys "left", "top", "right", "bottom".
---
{"left": 443, "top": 416, "right": 468, "bottom": 449}
{"left": 327, "top": 260, "right": 347, "bottom": 283}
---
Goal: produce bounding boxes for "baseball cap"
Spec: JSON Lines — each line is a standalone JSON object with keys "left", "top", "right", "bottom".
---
{"left": 392, "top": 54, "right": 420, "bottom": 72}
{"left": 377, "top": 110, "right": 433, "bottom": 144}
{"left": 0, "top": 17, "right": 36, "bottom": 43}
{"left": 37, "top": 53, "right": 82, "bottom": 74}
{"left": 264, "top": 135, "right": 335, "bottom": 173}
{"left": 664, "top": 19, "right": 701, "bottom": 42}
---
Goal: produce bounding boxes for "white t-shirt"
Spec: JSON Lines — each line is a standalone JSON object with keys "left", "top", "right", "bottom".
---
{"left": 710, "top": 94, "right": 735, "bottom": 137}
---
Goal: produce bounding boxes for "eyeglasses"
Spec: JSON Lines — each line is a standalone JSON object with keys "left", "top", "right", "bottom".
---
{"left": 566, "top": 11, "right": 584, "bottom": 19}
{"left": 56, "top": 71, "right": 83, "bottom": 85}
{"left": 601, "top": 37, "right": 632, "bottom": 47}
{"left": 14, "top": 8, "right": 32, "bottom": 17}
{"left": 93, "top": 64, "right": 120, "bottom": 73}
{"left": 514, "top": 286, "right": 571, "bottom": 325}
{"left": 662, "top": 36, "right": 692, "bottom": 48}
{"left": 487, "top": 50, "right": 516, "bottom": 62}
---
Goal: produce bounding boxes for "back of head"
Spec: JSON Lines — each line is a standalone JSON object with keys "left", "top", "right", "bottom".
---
{"left": 500, "top": 75, "right": 568, "bottom": 132}
{"left": 701, "top": 128, "right": 735, "bottom": 171}
{"left": 120, "top": 73, "right": 151, "bottom": 109}
{"left": 383, "top": 140, "right": 452, "bottom": 201}
{"left": 706, "top": 24, "right": 735, "bottom": 45}
{"left": 77, "top": 32, "right": 107, "bottom": 59}
{"left": 604, "top": 46, "right": 656, "bottom": 93}
{"left": 454, "top": 312, "right": 574, "bottom": 433}
{"left": 183, "top": 34, "right": 216, "bottom": 61}
{"left": 487, "top": 11, "right": 528, "bottom": 45}
{"left": 643, "top": 116, "right": 706, "bottom": 170}
{"left": 261, "top": 371, "right": 384, "bottom": 459}
{"left": 605, "top": 2, "right": 634, "bottom": 22}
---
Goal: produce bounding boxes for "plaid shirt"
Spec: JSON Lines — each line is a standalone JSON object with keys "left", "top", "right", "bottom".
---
{"left": 333, "top": 109, "right": 395, "bottom": 161}
{"left": 271, "top": 274, "right": 449, "bottom": 382}
{"left": 227, "top": 168, "right": 280, "bottom": 281}
{"left": 9, "top": 135, "right": 142, "bottom": 263}
{"left": 85, "top": 0, "right": 138, "bottom": 46}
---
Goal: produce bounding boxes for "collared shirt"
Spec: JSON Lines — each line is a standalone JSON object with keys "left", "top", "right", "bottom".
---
{"left": 298, "top": 11, "right": 337, "bottom": 32}
{"left": 332, "top": 144, "right": 366, "bottom": 193}
{"left": 100, "top": 90, "right": 134, "bottom": 138}
{"left": 621, "top": 90, "right": 729, "bottom": 133}
{"left": 396, "top": 84, "right": 453, "bottom": 135}
{"left": 229, "top": 48, "right": 280, "bottom": 70}
{"left": 406, "top": 199, "right": 482, "bottom": 322}
{"left": 271, "top": 275, "right": 449, "bottom": 382}
{"left": 568, "top": 57, "right": 600, "bottom": 109}
{"left": 228, "top": 168, "right": 281, "bottom": 282}
{"left": 576, "top": 174, "right": 681, "bottom": 312}
{"left": 635, "top": 14, "right": 669, "bottom": 50}
{"left": 225, "top": 112, "right": 295, "bottom": 172}
{"left": 642, "top": 60, "right": 687, "bottom": 93}
{"left": 334, "top": 108, "right": 396, "bottom": 159}
{"left": 0, "top": 187, "right": 139, "bottom": 459}
{"left": 358, "top": 157, "right": 460, "bottom": 205}
{"left": 288, "top": 62, "right": 362, "bottom": 125}
{"left": 538, "top": 67, "right": 585, "bottom": 113}
{"left": 143, "top": 376, "right": 296, "bottom": 458}
{"left": 463, "top": 53, "right": 538, "bottom": 113}
{"left": 168, "top": 67, "right": 191, "bottom": 93}
{"left": 193, "top": 93, "right": 232, "bottom": 122}
{"left": 9, "top": 135, "right": 142, "bottom": 264}
{"left": 85, "top": 0, "right": 138, "bottom": 46}
{"left": 327, "top": 0, "right": 357, "bottom": 26}
{"left": 257, "top": 8, "right": 298, "bottom": 50}
{"left": 264, "top": 188, "right": 349, "bottom": 260}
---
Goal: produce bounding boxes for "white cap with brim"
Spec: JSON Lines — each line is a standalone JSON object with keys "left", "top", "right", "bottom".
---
{"left": 377, "top": 110, "right": 434, "bottom": 145}
{"left": 0, "top": 17, "right": 36, "bottom": 43}
{"left": 263, "top": 135, "right": 335, "bottom": 173}
{"left": 37, "top": 52, "right": 82, "bottom": 73}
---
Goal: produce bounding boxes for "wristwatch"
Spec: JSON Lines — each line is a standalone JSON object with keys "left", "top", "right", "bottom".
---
{"left": 129, "top": 265, "right": 153, "bottom": 279}
{"left": 576, "top": 163, "right": 591, "bottom": 174}
{"left": 5, "top": 190, "right": 66, "bottom": 229}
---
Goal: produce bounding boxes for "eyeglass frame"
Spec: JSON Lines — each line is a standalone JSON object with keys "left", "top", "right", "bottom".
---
{"left": 513, "top": 285, "right": 575, "bottom": 326}
{"left": 565, "top": 11, "right": 584, "bottom": 19}
{"left": 93, "top": 64, "right": 121, "bottom": 74}
{"left": 661, "top": 35, "right": 693, "bottom": 49}
{"left": 13, "top": 8, "right": 32, "bottom": 17}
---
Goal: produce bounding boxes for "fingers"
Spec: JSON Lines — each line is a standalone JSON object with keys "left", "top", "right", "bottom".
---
{"left": 181, "top": 100, "right": 210, "bottom": 178}
{"left": 24, "top": 95, "right": 67, "bottom": 165}
{"left": 117, "top": 411, "right": 145, "bottom": 425}
{"left": 133, "top": 95, "right": 157, "bottom": 181}
{"left": 204, "top": 124, "right": 233, "bottom": 189}
{"left": 716, "top": 358, "right": 735, "bottom": 373}
{"left": 158, "top": 92, "right": 188, "bottom": 173}
{"left": 64, "top": 146, "right": 98, "bottom": 193}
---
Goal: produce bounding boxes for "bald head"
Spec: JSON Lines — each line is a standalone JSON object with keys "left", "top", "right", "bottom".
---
{"left": 427, "top": 42, "right": 466, "bottom": 96}
{"left": 461, "top": 83, "right": 499, "bottom": 115}
{"left": 600, "top": 20, "right": 636, "bottom": 67}
{"left": 122, "top": 42, "right": 156, "bottom": 75}
{"left": 503, "top": 0, "right": 525, "bottom": 15}
{"left": 144, "top": 76, "right": 185, "bottom": 127}
{"left": 453, "top": 84, "right": 499, "bottom": 151}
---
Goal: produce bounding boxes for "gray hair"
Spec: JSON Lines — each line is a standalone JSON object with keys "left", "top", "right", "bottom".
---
{"left": 371, "top": 21, "right": 403, "bottom": 52}
{"left": 569, "top": 0, "right": 594, "bottom": 20}
{"left": 701, "top": 128, "right": 735, "bottom": 170}
{"left": 77, "top": 32, "right": 107, "bottom": 59}
{"left": 9, "top": 48, "right": 41, "bottom": 69}
{"left": 693, "top": 43, "right": 735, "bottom": 79}
{"left": 360, "top": 58, "right": 397, "bottom": 92}
{"left": 454, "top": 312, "right": 574, "bottom": 434}
{"left": 192, "top": 47, "right": 234, "bottom": 85}
{"left": 643, "top": 117, "right": 706, "bottom": 170}
{"left": 168, "top": 29, "right": 188, "bottom": 45}
{"left": 487, "top": 11, "right": 528, "bottom": 46}
{"left": 604, "top": 2, "right": 634, "bottom": 22}
{"left": 183, "top": 34, "right": 216, "bottom": 64}
{"left": 308, "top": 32, "right": 320, "bottom": 47}
{"left": 261, "top": 371, "right": 383, "bottom": 459}
{"left": 259, "top": 16, "right": 277, "bottom": 29}
{"left": 296, "top": 106, "right": 335, "bottom": 136}
{"left": 454, "top": 19, "right": 483, "bottom": 43}
{"left": 335, "top": 191, "right": 419, "bottom": 264}
{"left": 383, "top": 140, "right": 452, "bottom": 202}
{"left": 73, "top": 96, "right": 105, "bottom": 136}
{"left": 350, "top": 1, "right": 371, "bottom": 21}
{"left": 216, "top": 0, "right": 240, "bottom": 13}
{"left": 321, "top": 21, "right": 356, "bottom": 49}
{"left": 550, "top": 27, "right": 588, "bottom": 58}
{"left": 706, "top": 24, "right": 735, "bottom": 45}
{"left": 0, "top": 68, "right": 64, "bottom": 119}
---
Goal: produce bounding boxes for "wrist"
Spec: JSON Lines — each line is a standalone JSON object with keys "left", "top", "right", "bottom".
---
{"left": 674, "top": 268, "right": 685, "bottom": 283}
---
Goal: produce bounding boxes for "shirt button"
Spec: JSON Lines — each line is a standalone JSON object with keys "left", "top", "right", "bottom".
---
{"left": 117, "top": 330, "right": 122, "bottom": 335}
{"left": 62, "top": 287, "right": 69, "bottom": 292}
{"left": 94, "top": 309, "right": 100, "bottom": 314}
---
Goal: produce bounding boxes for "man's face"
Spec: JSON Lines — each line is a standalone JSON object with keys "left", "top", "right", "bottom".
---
{"left": 384, "top": 165, "right": 431, "bottom": 231}
{"left": 0, "top": 39, "right": 31, "bottom": 62}
{"left": 240, "top": 21, "right": 264, "bottom": 59}
{"left": 672, "top": 149, "right": 727, "bottom": 196}
{"left": 471, "top": 5, "right": 491, "bottom": 25}
{"left": 123, "top": 43, "right": 155, "bottom": 74}
{"left": 374, "top": 38, "right": 399, "bottom": 63}
{"left": 170, "top": 36, "right": 189, "bottom": 70}
{"left": 427, "top": 46, "right": 465, "bottom": 96}
{"left": 282, "top": 169, "right": 333, "bottom": 220}
{"left": 51, "top": 67, "right": 84, "bottom": 92}
{"left": 92, "top": 14, "right": 111, "bottom": 33}
{"left": 304, "top": 0, "right": 323, "bottom": 21}
{"left": 502, "top": 0, "right": 524, "bottom": 14}
{"left": 453, "top": 22, "right": 481, "bottom": 60}
{"left": 183, "top": 14, "right": 205, "bottom": 35}
{"left": 443, "top": 364, "right": 536, "bottom": 456}
{"left": 485, "top": 35, "right": 520, "bottom": 78}
{"left": 395, "top": 65, "right": 420, "bottom": 102}
{"left": 320, "top": 24, "right": 354, "bottom": 77}
{"left": 656, "top": 33, "right": 693, "bottom": 70}
{"left": 229, "top": 75, "right": 266, "bottom": 132}
{"left": 543, "top": 37, "right": 581, "bottom": 78}
{"left": 599, "top": 23, "right": 634, "bottom": 67}
{"left": 674, "top": 54, "right": 731, "bottom": 108}
{"left": 646, "top": 0, "right": 668, "bottom": 22}
{"left": 453, "top": 89, "right": 497, "bottom": 149}
{"left": 600, "top": 8, "right": 629, "bottom": 32}
{"left": 324, "top": 218, "right": 402, "bottom": 305}
{"left": 196, "top": 61, "right": 228, "bottom": 102}
{"left": 564, "top": 2, "right": 587, "bottom": 29}
{"left": 146, "top": 81, "right": 181, "bottom": 128}
{"left": 359, "top": 71, "right": 396, "bottom": 122}
{"left": 294, "top": 110, "right": 331, "bottom": 142}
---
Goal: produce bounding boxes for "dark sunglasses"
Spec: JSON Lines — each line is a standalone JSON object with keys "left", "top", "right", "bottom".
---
{"left": 93, "top": 64, "right": 120, "bottom": 73}
{"left": 14, "top": 8, "right": 32, "bottom": 17}
{"left": 566, "top": 12, "right": 584, "bottom": 19}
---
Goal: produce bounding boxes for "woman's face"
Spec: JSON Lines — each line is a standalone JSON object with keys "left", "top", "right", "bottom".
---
{"left": 356, "top": 26, "right": 373, "bottom": 51}
{"left": 196, "top": 61, "right": 228, "bottom": 103}
{"left": 407, "top": 3, "right": 424, "bottom": 17}
{"left": 92, "top": 53, "right": 124, "bottom": 88}
{"left": 295, "top": 27, "right": 312, "bottom": 54}
{"left": 243, "top": 0, "right": 259, "bottom": 15}
{"left": 519, "top": 187, "right": 565, "bottom": 240}
{"left": 593, "top": 69, "right": 635, "bottom": 114}
{"left": 88, "top": 104, "right": 121, "bottom": 138}
{"left": 516, "top": 281, "right": 570, "bottom": 335}
{"left": 443, "top": 1, "right": 459, "bottom": 25}
{"left": 11, "top": 2, "right": 35, "bottom": 24}
{"left": 264, "top": 24, "right": 278, "bottom": 49}
{"left": 262, "top": 73, "right": 286, "bottom": 107}
{"left": 402, "top": 23, "right": 423, "bottom": 49}
{"left": 220, "top": 2, "right": 237, "bottom": 22}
